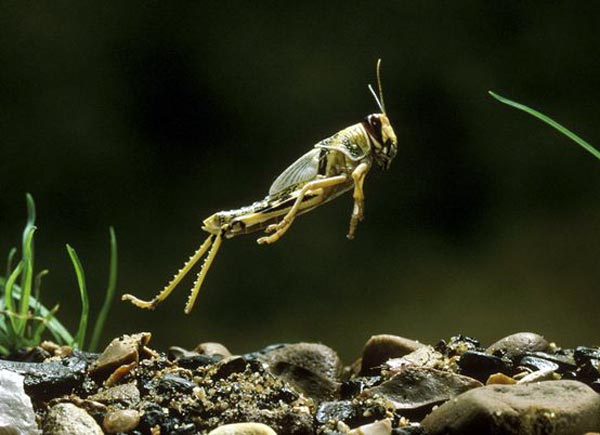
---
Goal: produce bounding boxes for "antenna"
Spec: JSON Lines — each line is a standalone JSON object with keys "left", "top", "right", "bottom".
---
{"left": 368, "top": 59, "right": 386, "bottom": 114}
{"left": 376, "top": 58, "right": 386, "bottom": 114}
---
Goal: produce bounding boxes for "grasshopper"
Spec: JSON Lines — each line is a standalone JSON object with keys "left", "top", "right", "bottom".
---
{"left": 122, "top": 59, "right": 398, "bottom": 314}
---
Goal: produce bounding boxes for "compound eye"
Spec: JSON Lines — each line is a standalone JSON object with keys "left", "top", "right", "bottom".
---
{"left": 369, "top": 115, "right": 382, "bottom": 130}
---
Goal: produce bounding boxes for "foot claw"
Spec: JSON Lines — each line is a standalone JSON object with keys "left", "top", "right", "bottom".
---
{"left": 257, "top": 236, "right": 272, "bottom": 244}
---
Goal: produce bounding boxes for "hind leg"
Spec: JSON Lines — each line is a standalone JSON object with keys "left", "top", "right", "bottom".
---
{"left": 122, "top": 234, "right": 215, "bottom": 310}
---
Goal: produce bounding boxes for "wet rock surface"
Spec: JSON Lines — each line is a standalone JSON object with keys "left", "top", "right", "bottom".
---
{"left": 1, "top": 331, "right": 600, "bottom": 433}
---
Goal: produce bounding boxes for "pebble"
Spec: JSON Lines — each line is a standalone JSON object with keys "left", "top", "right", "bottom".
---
{"left": 260, "top": 342, "right": 343, "bottom": 402}
{"left": 103, "top": 409, "right": 141, "bottom": 433}
{"left": 348, "top": 418, "right": 392, "bottom": 435}
{"left": 260, "top": 342, "right": 342, "bottom": 381}
{"left": 518, "top": 355, "right": 559, "bottom": 373}
{"left": 525, "top": 351, "right": 576, "bottom": 373}
{"left": 365, "top": 366, "right": 481, "bottom": 416}
{"left": 486, "top": 332, "right": 550, "bottom": 360}
{"left": 360, "top": 335, "right": 424, "bottom": 375}
{"left": 207, "top": 422, "right": 277, "bottom": 435}
{"left": 421, "top": 380, "right": 600, "bottom": 434}
{"left": 269, "top": 359, "right": 340, "bottom": 402}
{"left": 516, "top": 367, "right": 556, "bottom": 384}
{"left": 0, "top": 369, "right": 40, "bottom": 435}
{"left": 316, "top": 400, "right": 357, "bottom": 424}
{"left": 386, "top": 346, "right": 444, "bottom": 373}
{"left": 88, "top": 332, "right": 152, "bottom": 378}
{"left": 486, "top": 373, "right": 516, "bottom": 385}
{"left": 88, "top": 382, "right": 140, "bottom": 405}
{"left": 457, "top": 350, "right": 512, "bottom": 382}
{"left": 43, "top": 403, "right": 103, "bottom": 435}
{"left": 195, "top": 342, "right": 232, "bottom": 358}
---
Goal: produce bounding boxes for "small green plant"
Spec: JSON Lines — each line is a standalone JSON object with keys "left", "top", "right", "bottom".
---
{"left": 489, "top": 91, "right": 600, "bottom": 162}
{"left": 0, "top": 194, "right": 118, "bottom": 355}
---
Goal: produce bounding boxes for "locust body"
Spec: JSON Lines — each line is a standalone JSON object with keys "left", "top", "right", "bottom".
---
{"left": 122, "top": 60, "right": 398, "bottom": 313}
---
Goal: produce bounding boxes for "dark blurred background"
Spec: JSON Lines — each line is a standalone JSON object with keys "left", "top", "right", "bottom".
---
{"left": 1, "top": 2, "right": 600, "bottom": 361}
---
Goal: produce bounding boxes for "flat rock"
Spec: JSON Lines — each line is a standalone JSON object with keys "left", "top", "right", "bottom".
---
{"left": 260, "top": 342, "right": 342, "bottom": 402}
{"left": 360, "top": 335, "right": 424, "bottom": 375}
{"left": 421, "top": 380, "right": 600, "bottom": 434}
{"left": 88, "top": 382, "right": 140, "bottom": 405}
{"left": 365, "top": 366, "right": 481, "bottom": 416}
{"left": 43, "top": 403, "right": 103, "bottom": 435}
{"left": 487, "top": 332, "right": 550, "bottom": 360}
{"left": 386, "top": 346, "right": 444, "bottom": 373}
{"left": 260, "top": 342, "right": 342, "bottom": 381}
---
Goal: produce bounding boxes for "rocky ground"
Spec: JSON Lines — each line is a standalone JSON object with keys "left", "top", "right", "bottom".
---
{"left": 1, "top": 331, "right": 600, "bottom": 434}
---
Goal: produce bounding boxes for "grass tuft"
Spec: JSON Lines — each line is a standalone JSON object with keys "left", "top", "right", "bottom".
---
{"left": 0, "top": 194, "right": 119, "bottom": 355}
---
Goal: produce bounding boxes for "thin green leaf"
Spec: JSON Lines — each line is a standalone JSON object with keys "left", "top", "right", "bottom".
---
{"left": 89, "top": 227, "right": 118, "bottom": 352}
{"left": 32, "top": 303, "right": 59, "bottom": 344}
{"left": 20, "top": 194, "right": 36, "bottom": 292}
{"left": 6, "top": 247, "right": 17, "bottom": 277}
{"left": 66, "top": 244, "right": 89, "bottom": 349}
{"left": 33, "top": 269, "right": 49, "bottom": 317}
{"left": 0, "top": 343, "right": 9, "bottom": 356}
{"left": 489, "top": 91, "right": 600, "bottom": 162}
{"left": 18, "top": 227, "right": 36, "bottom": 331}
{"left": 3, "top": 261, "right": 23, "bottom": 334}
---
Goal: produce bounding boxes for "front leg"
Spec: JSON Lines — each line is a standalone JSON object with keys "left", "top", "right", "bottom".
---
{"left": 257, "top": 174, "right": 349, "bottom": 244}
{"left": 347, "top": 162, "right": 369, "bottom": 239}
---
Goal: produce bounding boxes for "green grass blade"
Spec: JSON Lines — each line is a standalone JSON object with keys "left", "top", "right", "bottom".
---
{"left": 33, "top": 269, "right": 49, "bottom": 317}
{"left": 20, "top": 194, "right": 36, "bottom": 290}
{"left": 6, "top": 247, "right": 17, "bottom": 277}
{"left": 18, "top": 227, "right": 37, "bottom": 332}
{"left": 66, "top": 244, "right": 89, "bottom": 349}
{"left": 489, "top": 91, "right": 600, "bottom": 162}
{"left": 32, "top": 303, "right": 59, "bottom": 344}
{"left": 3, "top": 261, "right": 23, "bottom": 335}
{"left": 89, "top": 227, "right": 118, "bottom": 352}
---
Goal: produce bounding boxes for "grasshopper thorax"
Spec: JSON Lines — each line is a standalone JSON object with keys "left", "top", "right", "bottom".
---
{"left": 363, "top": 113, "right": 397, "bottom": 171}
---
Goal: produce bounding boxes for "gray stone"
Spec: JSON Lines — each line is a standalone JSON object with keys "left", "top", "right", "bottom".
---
{"left": 88, "top": 382, "right": 140, "bottom": 405}
{"left": 421, "top": 380, "right": 600, "bottom": 434}
{"left": 43, "top": 403, "right": 103, "bottom": 435}
{"left": 261, "top": 342, "right": 342, "bottom": 401}
{"left": 0, "top": 369, "right": 40, "bottom": 435}
{"left": 261, "top": 342, "right": 343, "bottom": 381}
{"left": 360, "top": 334, "right": 424, "bottom": 375}
{"left": 487, "top": 332, "right": 550, "bottom": 360}
{"left": 207, "top": 422, "right": 277, "bottom": 435}
{"left": 366, "top": 366, "right": 481, "bottom": 413}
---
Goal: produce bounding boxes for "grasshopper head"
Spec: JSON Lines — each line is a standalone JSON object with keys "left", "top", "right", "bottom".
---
{"left": 364, "top": 60, "right": 397, "bottom": 170}
{"left": 364, "top": 113, "right": 398, "bottom": 170}
{"left": 202, "top": 213, "right": 225, "bottom": 234}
